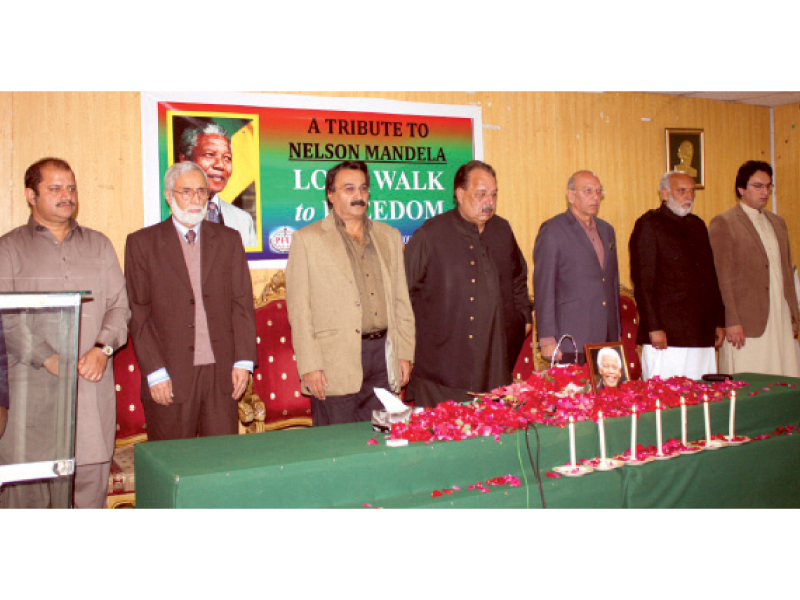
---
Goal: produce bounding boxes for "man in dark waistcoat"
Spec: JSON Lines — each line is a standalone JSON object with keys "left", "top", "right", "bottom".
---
{"left": 404, "top": 160, "right": 532, "bottom": 407}
{"left": 629, "top": 170, "right": 725, "bottom": 380}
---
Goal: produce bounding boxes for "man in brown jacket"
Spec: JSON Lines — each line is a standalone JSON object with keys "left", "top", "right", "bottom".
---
{"left": 708, "top": 160, "right": 800, "bottom": 376}
{"left": 125, "top": 161, "right": 257, "bottom": 440}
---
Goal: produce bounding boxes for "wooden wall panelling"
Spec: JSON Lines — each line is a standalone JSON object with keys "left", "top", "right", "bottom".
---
{"left": 9, "top": 91, "right": 142, "bottom": 265}
{"left": 773, "top": 104, "right": 800, "bottom": 268}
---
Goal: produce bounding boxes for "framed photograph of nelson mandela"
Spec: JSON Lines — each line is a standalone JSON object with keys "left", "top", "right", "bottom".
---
{"left": 666, "top": 128, "right": 704, "bottom": 189}
{"left": 585, "top": 342, "right": 629, "bottom": 393}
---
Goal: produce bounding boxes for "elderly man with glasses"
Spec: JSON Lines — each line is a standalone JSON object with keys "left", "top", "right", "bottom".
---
{"left": 533, "top": 170, "right": 621, "bottom": 366}
{"left": 709, "top": 160, "right": 800, "bottom": 376}
{"left": 125, "top": 161, "right": 257, "bottom": 440}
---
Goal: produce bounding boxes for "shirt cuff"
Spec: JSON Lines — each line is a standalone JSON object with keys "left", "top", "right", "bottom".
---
{"left": 147, "top": 368, "right": 170, "bottom": 387}
{"left": 538, "top": 337, "right": 556, "bottom": 348}
{"left": 234, "top": 360, "right": 254, "bottom": 372}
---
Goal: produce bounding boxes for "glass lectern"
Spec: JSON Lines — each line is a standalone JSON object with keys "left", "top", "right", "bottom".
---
{"left": 0, "top": 292, "right": 82, "bottom": 508}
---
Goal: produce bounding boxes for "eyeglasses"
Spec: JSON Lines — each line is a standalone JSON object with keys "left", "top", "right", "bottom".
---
{"left": 748, "top": 183, "right": 774, "bottom": 191}
{"left": 578, "top": 187, "right": 605, "bottom": 196}
{"left": 172, "top": 187, "right": 210, "bottom": 201}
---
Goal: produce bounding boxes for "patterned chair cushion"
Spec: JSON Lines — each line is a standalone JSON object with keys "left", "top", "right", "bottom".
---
{"left": 619, "top": 292, "right": 642, "bottom": 381}
{"left": 113, "top": 338, "right": 147, "bottom": 441}
{"left": 251, "top": 300, "right": 312, "bottom": 427}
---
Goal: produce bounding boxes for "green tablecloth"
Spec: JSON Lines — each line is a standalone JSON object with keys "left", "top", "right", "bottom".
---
{"left": 134, "top": 373, "right": 800, "bottom": 508}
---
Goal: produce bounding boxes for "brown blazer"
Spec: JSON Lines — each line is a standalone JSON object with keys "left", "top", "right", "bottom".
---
{"left": 285, "top": 213, "right": 415, "bottom": 396}
{"left": 708, "top": 203, "right": 799, "bottom": 338}
{"left": 124, "top": 219, "right": 257, "bottom": 403}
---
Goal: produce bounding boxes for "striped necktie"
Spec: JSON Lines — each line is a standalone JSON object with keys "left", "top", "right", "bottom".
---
{"left": 207, "top": 202, "right": 221, "bottom": 223}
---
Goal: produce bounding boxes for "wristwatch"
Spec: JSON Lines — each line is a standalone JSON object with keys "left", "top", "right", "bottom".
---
{"left": 94, "top": 342, "right": 114, "bottom": 357}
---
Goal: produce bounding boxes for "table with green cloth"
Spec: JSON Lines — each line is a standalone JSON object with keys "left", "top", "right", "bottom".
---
{"left": 134, "top": 373, "right": 800, "bottom": 508}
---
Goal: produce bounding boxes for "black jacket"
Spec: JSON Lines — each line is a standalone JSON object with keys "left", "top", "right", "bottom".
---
{"left": 629, "top": 204, "right": 725, "bottom": 347}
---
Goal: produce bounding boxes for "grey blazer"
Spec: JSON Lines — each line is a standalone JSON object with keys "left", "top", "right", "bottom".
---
{"left": 533, "top": 209, "right": 621, "bottom": 355}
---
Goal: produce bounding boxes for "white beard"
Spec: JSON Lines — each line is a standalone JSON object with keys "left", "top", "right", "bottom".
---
{"left": 171, "top": 201, "right": 208, "bottom": 226}
{"left": 666, "top": 196, "right": 693, "bottom": 217}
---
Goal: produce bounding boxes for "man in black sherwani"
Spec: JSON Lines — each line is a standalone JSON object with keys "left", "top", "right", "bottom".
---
{"left": 629, "top": 171, "right": 725, "bottom": 380}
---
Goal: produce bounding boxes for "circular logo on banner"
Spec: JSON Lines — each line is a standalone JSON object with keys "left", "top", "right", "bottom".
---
{"left": 268, "top": 226, "right": 294, "bottom": 254}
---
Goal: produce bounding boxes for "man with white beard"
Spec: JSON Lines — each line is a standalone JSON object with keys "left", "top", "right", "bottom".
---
{"left": 629, "top": 171, "right": 725, "bottom": 380}
{"left": 125, "top": 161, "right": 256, "bottom": 440}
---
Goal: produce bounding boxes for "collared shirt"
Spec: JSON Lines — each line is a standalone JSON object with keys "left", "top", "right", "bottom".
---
{"left": 171, "top": 216, "right": 203, "bottom": 244}
{"left": 146, "top": 218, "right": 253, "bottom": 387}
{"left": 577, "top": 215, "right": 605, "bottom": 267}
{"left": 333, "top": 212, "right": 388, "bottom": 334}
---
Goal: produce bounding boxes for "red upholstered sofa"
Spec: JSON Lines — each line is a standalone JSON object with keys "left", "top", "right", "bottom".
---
{"left": 107, "top": 337, "right": 146, "bottom": 508}
{"left": 238, "top": 272, "right": 312, "bottom": 432}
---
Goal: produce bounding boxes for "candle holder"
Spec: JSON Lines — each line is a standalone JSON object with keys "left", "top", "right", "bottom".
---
{"left": 582, "top": 457, "right": 624, "bottom": 470}
{"left": 619, "top": 452, "right": 653, "bottom": 466}
{"left": 651, "top": 447, "right": 680, "bottom": 460}
{"left": 677, "top": 443, "right": 704, "bottom": 455}
{"left": 725, "top": 435, "right": 751, "bottom": 445}
{"left": 701, "top": 438, "right": 729, "bottom": 450}
{"left": 553, "top": 463, "right": 594, "bottom": 477}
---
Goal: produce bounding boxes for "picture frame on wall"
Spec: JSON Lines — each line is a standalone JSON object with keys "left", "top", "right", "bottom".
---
{"left": 585, "top": 342, "right": 629, "bottom": 393}
{"left": 666, "top": 128, "right": 704, "bottom": 188}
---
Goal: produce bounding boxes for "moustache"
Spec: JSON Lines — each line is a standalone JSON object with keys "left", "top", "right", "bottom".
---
{"left": 480, "top": 206, "right": 495, "bottom": 214}
{"left": 350, "top": 200, "right": 367, "bottom": 207}
{"left": 57, "top": 201, "right": 76, "bottom": 207}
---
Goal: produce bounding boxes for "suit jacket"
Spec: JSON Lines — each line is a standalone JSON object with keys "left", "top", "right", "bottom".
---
{"left": 629, "top": 204, "right": 725, "bottom": 347}
{"left": 125, "top": 218, "right": 257, "bottom": 403}
{"left": 533, "top": 209, "right": 621, "bottom": 355}
{"left": 708, "top": 202, "right": 799, "bottom": 338}
{"left": 285, "top": 212, "right": 415, "bottom": 396}
{"left": 217, "top": 195, "right": 258, "bottom": 248}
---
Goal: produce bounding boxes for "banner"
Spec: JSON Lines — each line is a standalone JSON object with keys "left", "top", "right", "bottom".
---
{"left": 141, "top": 92, "right": 483, "bottom": 268}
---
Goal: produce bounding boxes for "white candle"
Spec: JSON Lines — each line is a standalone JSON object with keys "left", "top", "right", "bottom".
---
{"left": 569, "top": 416, "right": 577, "bottom": 466}
{"left": 680, "top": 397, "right": 687, "bottom": 446}
{"left": 703, "top": 394, "right": 711, "bottom": 442}
{"left": 630, "top": 405, "right": 637, "bottom": 461}
{"left": 598, "top": 411, "right": 607, "bottom": 462}
{"left": 729, "top": 391, "right": 736, "bottom": 440}
{"left": 656, "top": 400, "right": 663, "bottom": 456}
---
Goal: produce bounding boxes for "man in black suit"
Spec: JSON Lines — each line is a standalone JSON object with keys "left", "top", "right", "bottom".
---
{"left": 629, "top": 171, "right": 725, "bottom": 380}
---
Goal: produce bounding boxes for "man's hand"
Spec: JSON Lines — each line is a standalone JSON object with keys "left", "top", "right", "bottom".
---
{"left": 726, "top": 325, "right": 745, "bottom": 350}
{"left": 399, "top": 359, "right": 412, "bottom": 388}
{"left": 150, "top": 380, "right": 174, "bottom": 406}
{"left": 302, "top": 370, "right": 328, "bottom": 400}
{"left": 540, "top": 342, "right": 562, "bottom": 362}
{"left": 42, "top": 354, "right": 59, "bottom": 376}
{"left": 715, "top": 327, "right": 726, "bottom": 348}
{"left": 0, "top": 407, "right": 7, "bottom": 440}
{"left": 649, "top": 330, "right": 668, "bottom": 350}
{"left": 231, "top": 367, "right": 250, "bottom": 400}
{"left": 78, "top": 347, "right": 108, "bottom": 382}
